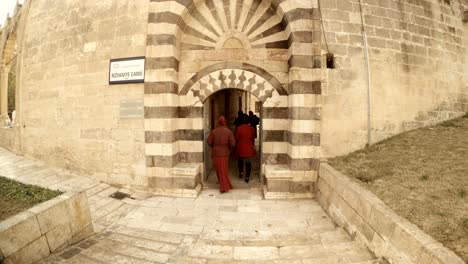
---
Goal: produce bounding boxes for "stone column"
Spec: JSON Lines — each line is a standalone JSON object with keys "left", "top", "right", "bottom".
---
{"left": 0, "top": 65, "right": 10, "bottom": 119}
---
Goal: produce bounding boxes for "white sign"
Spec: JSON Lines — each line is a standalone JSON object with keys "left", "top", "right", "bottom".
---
{"left": 109, "top": 57, "right": 145, "bottom": 84}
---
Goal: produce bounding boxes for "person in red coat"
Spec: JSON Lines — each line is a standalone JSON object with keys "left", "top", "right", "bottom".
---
{"left": 207, "top": 116, "right": 236, "bottom": 193}
{"left": 235, "top": 116, "right": 257, "bottom": 183}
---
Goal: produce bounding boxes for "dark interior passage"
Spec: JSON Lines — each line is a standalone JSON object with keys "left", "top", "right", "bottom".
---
{"left": 203, "top": 89, "right": 262, "bottom": 190}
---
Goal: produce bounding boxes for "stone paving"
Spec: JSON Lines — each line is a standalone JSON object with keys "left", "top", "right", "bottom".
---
{"left": 0, "top": 147, "right": 380, "bottom": 263}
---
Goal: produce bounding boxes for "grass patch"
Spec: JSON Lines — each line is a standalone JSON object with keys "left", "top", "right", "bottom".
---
{"left": 329, "top": 116, "right": 468, "bottom": 261}
{"left": 458, "top": 189, "right": 466, "bottom": 199}
{"left": 0, "top": 176, "right": 62, "bottom": 221}
{"left": 463, "top": 219, "right": 468, "bottom": 232}
{"left": 419, "top": 175, "right": 429, "bottom": 181}
{"left": 441, "top": 120, "right": 461, "bottom": 128}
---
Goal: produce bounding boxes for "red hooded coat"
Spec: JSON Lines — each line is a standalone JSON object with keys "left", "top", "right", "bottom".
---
{"left": 235, "top": 124, "right": 256, "bottom": 157}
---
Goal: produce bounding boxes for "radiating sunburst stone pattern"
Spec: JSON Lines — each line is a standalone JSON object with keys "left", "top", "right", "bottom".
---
{"left": 180, "top": 0, "right": 288, "bottom": 51}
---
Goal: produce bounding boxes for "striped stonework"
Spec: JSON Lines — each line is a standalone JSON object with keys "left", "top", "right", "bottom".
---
{"left": 145, "top": 0, "right": 323, "bottom": 198}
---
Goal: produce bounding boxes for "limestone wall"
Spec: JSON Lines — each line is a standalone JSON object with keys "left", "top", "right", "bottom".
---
{"left": 3, "top": 0, "right": 466, "bottom": 195}
{"left": 16, "top": 0, "right": 149, "bottom": 188}
{"left": 320, "top": 0, "right": 468, "bottom": 157}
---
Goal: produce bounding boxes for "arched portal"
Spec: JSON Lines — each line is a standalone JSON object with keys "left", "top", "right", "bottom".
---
{"left": 144, "top": 0, "right": 322, "bottom": 198}
{"left": 179, "top": 64, "right": 288, "bottom": 191}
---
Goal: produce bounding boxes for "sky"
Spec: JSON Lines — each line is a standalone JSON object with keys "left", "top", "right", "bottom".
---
{"left": 0, "top": 0, "right": 24, "bottom": 28}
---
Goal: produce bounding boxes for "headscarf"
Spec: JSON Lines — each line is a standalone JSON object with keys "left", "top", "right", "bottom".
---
{"left": 218, "top": 116, "right": 227, "bottom": 126}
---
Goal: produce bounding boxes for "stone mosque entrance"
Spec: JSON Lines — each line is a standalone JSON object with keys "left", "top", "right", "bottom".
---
{"left": 202, "top": 88, "right": 263, "bottom": 190}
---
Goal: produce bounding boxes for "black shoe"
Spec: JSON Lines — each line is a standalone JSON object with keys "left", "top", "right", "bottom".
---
{"left": 239, "top": 173, "right": 243, "bottom": 179}
{"left": 245, "top": 178, "right": 249, "bottom": 183}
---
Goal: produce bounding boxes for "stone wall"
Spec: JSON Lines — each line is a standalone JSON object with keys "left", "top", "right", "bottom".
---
{"left": 0, "top": 191, "right": 93, "bottom": 264}
{"left": 16, "top": 0, "right": 149, "bottom": 188}
{"left": 316, "top": 163, "right": 465, "bottom": 264}
{"left": 320, "top": 0, "right": 468, "bottom": 157}
{"left": 2, "top": 0, "right": 466, "bottom": 195}
{"left": 0, "top": 127, "right": 20, "bottom": 152}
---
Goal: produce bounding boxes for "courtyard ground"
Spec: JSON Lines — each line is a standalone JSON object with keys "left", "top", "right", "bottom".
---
{"left": 0, "top": 147, "right": 381, "bottom": 263}
{"left": 329, "top": 114, "right": 468, "bottom": 262}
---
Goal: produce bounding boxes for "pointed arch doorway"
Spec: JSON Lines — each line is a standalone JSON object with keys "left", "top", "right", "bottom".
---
{"left": 202, "top": 88, "right": 263, "bottom": 190}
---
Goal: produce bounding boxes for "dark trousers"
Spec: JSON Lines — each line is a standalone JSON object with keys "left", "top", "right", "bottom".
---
{"left": 238, "top": 157, "right": 252, "bottom": 179}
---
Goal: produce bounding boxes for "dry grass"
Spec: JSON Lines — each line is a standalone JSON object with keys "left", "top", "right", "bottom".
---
{"left": 329, "top": 115, "right": 468, "bottom": 262}
{"left": 0, "top": 176, "right": 62, "bottom": 221}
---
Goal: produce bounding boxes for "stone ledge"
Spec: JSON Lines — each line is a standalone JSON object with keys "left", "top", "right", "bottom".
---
{"left": 0, "top": 190, "right": 94, "bottom": 264}
{"left": 317, "top": 163, "right": 464, "bottom": 264}
{"left": 148, "top": 163, "right": 202, "bottom": 197}
{"left": 151, "top": 184, "right": 202, "bottom": 198}
{"left": 263, "top": 165, "right": 316, "bottom": 199}
{"left": 263, "top": 185, "right": 314, "bottom": 199}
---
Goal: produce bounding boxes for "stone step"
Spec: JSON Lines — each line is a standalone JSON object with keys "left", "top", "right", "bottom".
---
{"left": 90, "top": 238, "right": 172, "bottom": 263}
{"left": 279, "top": 241, "right": 375, "bottom": 261}
{"left": 109, "top": 225, "right": 187, "bottom": 245}
{"left": 199, "top": 228, "right": 352, "bottom": 247}
{"left": 187, "top": 240, "right": 375, "bottom": 262}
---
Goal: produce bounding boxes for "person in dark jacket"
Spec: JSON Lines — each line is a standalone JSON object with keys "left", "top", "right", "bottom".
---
{"left": 207, "top": 116, "right": 236, "bottom": 193}
{"left": 248, "top": 111, "right": 260, "bottom": 139}
{"left": 235, "top": 116, "right": 256, "bottom": 183}
{"left": 234, "top": 110, "right": 244, "bottom": 132}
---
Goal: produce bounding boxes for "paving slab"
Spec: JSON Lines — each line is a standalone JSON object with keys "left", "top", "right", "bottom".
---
{"left": 0, "top": 146, "right": 380, "bottom": 263}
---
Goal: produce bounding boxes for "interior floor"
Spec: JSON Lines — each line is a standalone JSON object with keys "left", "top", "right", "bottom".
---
{"left": 203, "top": 147, "right": 261, "bottom": 190}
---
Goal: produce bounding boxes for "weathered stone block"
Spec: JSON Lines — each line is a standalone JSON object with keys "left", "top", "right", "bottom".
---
{"left": 348, "top": 210, "right": 375, "bottom": 243}
{"left": 316, "top": 178, "right": 331, "bottom": 200}
{"left": 28, "top": 196, "right": 69, "bottom": 234}
{"left": 149, "top": 176, "right": 173, "bottom": 189}
{"left": 45, "top": 223, "right": 72, "bottom": 252}
{"left": 4, "top": 236, "right": 49, "bottom": 264}
{"left": 370, "top": 232, "right": 387, "bottom": 258}
{"left": 170, "top": 163, "right": 201, "bottom": 189}
{"left": 327, "top": 203, "right": 347, "bottom": 229}
{"left": 65, "top": 192, "right": 92, "bottom": 236}
{"left": 173, "top": 175, "right": 198, "bottom": 189}
{"left": 267, "top": 179, "right": 290, "bottom": 192}
{"left": 390, "top": 224, "right": 423, "bottom": 261}
{"left": 342, "top": 185, "right": 372, "bottom": 220}
{"left": 318, "top": 164, "right": 337, "bottom": 189}
{"left": 289, "top": 181, "right": 311, "bottom": 193}
{"left": 316, "top": 190, "right": 329, "bottom": 210}
{"left": 0, "top": 211, "right": 42, "bottom": 257}
{"left": 368, "top": 205, "right": 396, "bottom": 239}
